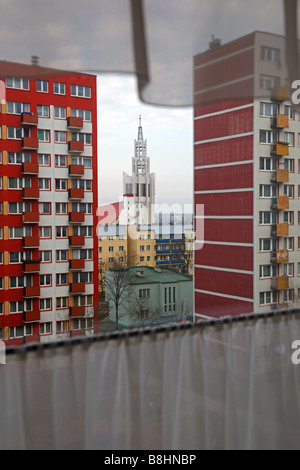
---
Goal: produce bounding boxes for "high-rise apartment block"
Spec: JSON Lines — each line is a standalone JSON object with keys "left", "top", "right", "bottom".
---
{"left": 194, "top": 31, "right": 298, "bottom": 319}
{"left": 0, "top": 60, "right": 98, "bottom": 344}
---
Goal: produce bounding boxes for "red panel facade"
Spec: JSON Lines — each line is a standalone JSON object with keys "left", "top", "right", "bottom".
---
{"left": 194, "top": 135, "right": 253, "bottom": 167}
{"left": 194, "top": 292, "right": 253, "bottom": 319}
{"left": 195, "top": 244, "right": 253, "bottom": 271}
{"left": 194, "top": 268, "right": 253, "bottom": 300}
{"left": 194, "top": 163, "right": 253, "bottom": 191}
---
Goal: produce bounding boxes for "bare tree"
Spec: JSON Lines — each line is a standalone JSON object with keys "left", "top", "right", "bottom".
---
{"left": 105, "top": 264, "right": 133, "bottom": 329}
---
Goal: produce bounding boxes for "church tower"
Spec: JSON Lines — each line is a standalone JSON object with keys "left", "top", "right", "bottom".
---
{"left": 123, "top": 116, "right": 156, "bottom": 225}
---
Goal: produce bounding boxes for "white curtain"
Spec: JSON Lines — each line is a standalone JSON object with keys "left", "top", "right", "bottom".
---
{"left": 1, "top": 310, "right": 300, "bottom": 450}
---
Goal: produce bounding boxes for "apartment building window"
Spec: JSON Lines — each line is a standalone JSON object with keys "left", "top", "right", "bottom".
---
{"left": 36, "top": 80, "right": 48, "bottom": 93}
{"left": 73, "top": 272, "right": 93, "bottom": 284}
{"left": 109, "top": 246, "right": 114, "bottom": 252}
{"left": 284, "top": 185, "right": 294, "bottom": 198}
{"left": 38, "top": 154, "right": 50, "bottom": 166}
{"left": 259, "top": 291, "right": 274, "bottom": 306}
{"left": 10, "top": 300, "right": 32, "bottom": 314}
{"left": 7, "top": 127, "right": 28, "bottom": 139}
{"left": 40, "top": 299, "right": 52, "bottom": 311}
{"left": 260, "top": 75, "right": 279, "bottom": 90}
{"left": 284, "top": 237, "right": 294, "bottom": 251}
{"left": 56, "top": 250, "right": 68, "bottom": 262}
{"left": 260, "top": 157, "right": 276, "bottom": 171}
{"left": 284, "top": 263, "right": 294, "bottom": 277}
{"left": 71, "top": 156, "right": 92, "bottom": 168}
{"left": 259, "top": 265, "right": 276, "bottom": 279}
{"left": 119, "top": 257, "right": 124, "bottom": 263}
{"left": 6, "top": 77, "right": 29, "bottom": 90}
{"left": 261, "top": 46, "right": 280, "bottom": 62}
{"left": 119, "top": 246, "right": 124, "bottom": 251}
{"left": 40, "top": 251, "right": 51, "bottom": 263}
{"left": 72, "top": 203, "right": 92, "bottom": 214}
{"left": 73, "top": 226, "right": 92, "bottom": 237}
{"left": 284, "top": 105, "right": 294, "bottom": 119}
{"left": 139, "top": 288, "right": 150, "bottom": 299}
{"left": 71, "top": 108, "right": 91, "bottom": 121}
{"left": 8, "top": 152, "right": 30, "bottom": 164}
{"left": 0, "top": 253, "right": 3, "bottom": 265}
{"left": 56, "top": 297, "right": 68, "bottom": 309}
{"left": 9, "top": 325, "right": 32, "bottom": 339}
{"left": 56, "top": 321, "right": 68, "bottom": 333}
{"left": 140, "top": 246, "right": 145, "bottom": 251}
{"left": 37, "top": 105, "right": 49, "bottom": 117}
{"left": 7, "top": 101, "right": 30, "bottom": 114}
{"left": 9, "top": 226, "right": 32, "bottom": 239}
{"left": 9, "top": 202, "right": 31, "bottom": 214}
{"left": 54, "top": 82, "right": 66, "bottom": 95}
{"left": 39, "top": 226, "right": 51, "bottom": 239}
{"left": 40, "top": 274, "right": 52, "bottom": 287}
{"left": 284, "top": 211, "right": 294, "bottom": 224}
{"left": 284, "top": 132, "right": 294, "bottom": 146}
{"left": 40, "top": 323, "right": 52, "bottom": 335}
{"left": 260, "top": 102, "right": 278, "bottom": 117}
{"left": 73, "top": 295, "right": 93, "bottom": 307}
{"left": 164, "top": 286, "right": 176, "bottom": 312}
{"left": 38, "top": 129, "right": 50, "bottom": 142}
{"left": 55, "top": 179, "right": 67, "bottom": 191}
{"left": 140, "top": 256, "right": 145, "bottom": 262}
{"left": 55, "top": 203, "right": 67, "bottom": 215}
{"left": 10, "top": 276, "right": 32, "bottom": 288}
{"left": 73, "top": 249, "right": 93, "bottom": 260}
{"left": 55, "top": 155, "right": 67, "bottom": 167}
{"left": 0, "top": 278, "right": 3, "bottom": 290}
{"left": 9, "top": 251, "right": 31, "bottom": 263}
{"left": 70, "top": 84, "right": 91, "bottom": 98}
{"left": 39, "top": 202, "right": 51, "bottom": 215}
{"left": 283, "top": 289, "right": 294, "bottom": 303}
{"left": 259, "top": 238, "right": 275, "bottom": 252}
{"left": 56, "top": 226, "right": 68, "bottom": 238}
{"left": 260, "top": 130, "right": 278, "bottom": 144}
{"left": 259, "top": 184, "right": 276, "bottom": 198}
{"left": 54, "top": 107, "right": 66, "bottom": 119}
{"left": 54, "top": 131, "right": 67, "bottom": 143}
{"left": 0, "top": 303, "right": 3, "bottom": 316}
{"left": 56, "top": 273, "right": 68, "bottom": 286}
{"left": 284, "top": 159, "right": 294, "bottom": 172}
{"left": 8, "top": 177, "right": 31, "bottom": 189}
{"left": 71, "top": 179, "right": 92, "bottom": 191}
{"left": 109, "top": 257, "right": 114, "bottom": 263}
{"left": 71, "top": 132, "right": 92, "bottom": 145}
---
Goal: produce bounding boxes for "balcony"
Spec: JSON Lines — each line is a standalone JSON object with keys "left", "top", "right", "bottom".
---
{"left": 24, "top": 286, "right": 40, "bottom": 298}
{"left": 23, "top": 211, "right": 39, "bottom": 224}
{"left": 271, "top": 275, "right": 289, "bottom": 290}
{"left": 22, "top": 137, "right": 39, "bottom": 150}
{"left": 68, "top": 188, "right": 85, "bottom": 200}
{"left": 69, "top": 235, "right": 85, "bottom": 247}
{"left": 271, "top": 114, "right": 289, "bottom": 129}
{"left": 270, "top": 196, "right": 289, "bottom": 210}
{"left": 69, "top": 164, "right": 84, "bottom": 176}
{"left": 23, "top": 236, "right": 40, "bottom": 248}
{"left": 270, "top": 169, "right": 289, "bottom": 184}
{"left": 23, "top": 310, "right": 40, "bottom": 323}
{"left": 271, "top": 86, "right": 289, "bottom": 102}
{"left": 69, "top": 259, "right": 85, "bottom": 271}
{"left": 67, "top": 116, "right": 84, "bottom": 129}
{"left": 22, "top": 162, "right": 39, "bottom": 175}
{"left": 69, "top": 212, "right": 85, "bottom": 224}
{"left": 23, "top": 261, "right": 41, "bottom": 273}
{"left": 270, "top": 142, "right": 289, "bottom": 156}
{"left": 271, "top": 223, "right": 289, "bottom": 237}
{"left": 69, "top": 306, "right": 86, "bottom": 317}
{"left": 70, "top": 283, "right": 85, "bottom": 294}
{"left": 68, "top": 140, "right": 84, "bottom": 153}
{"left": 21, "top": 112, "right": 38, "bottom": 126}
{"left": 22, "top": 187, "right": 39, "bottom": 199}
{"left": 270, "top": 249, "right": 289, "bottom": 264}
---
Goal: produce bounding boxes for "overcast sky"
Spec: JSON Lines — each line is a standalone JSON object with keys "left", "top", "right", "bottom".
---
{"left": 97, "top": 73, "right": 193, "bottom": 210}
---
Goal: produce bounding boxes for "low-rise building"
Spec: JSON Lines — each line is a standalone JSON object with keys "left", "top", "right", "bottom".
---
{"left": 105, "top": 266, "right": 193, "bottom": 327}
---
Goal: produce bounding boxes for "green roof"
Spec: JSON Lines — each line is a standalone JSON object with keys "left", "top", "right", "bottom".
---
{"left": 117, "top": 266, "right": 192, "bottom": 284}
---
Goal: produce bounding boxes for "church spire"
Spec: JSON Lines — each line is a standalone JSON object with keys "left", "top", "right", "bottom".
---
{"left": 138, "top": 114, "right": 143, "bottom": 141}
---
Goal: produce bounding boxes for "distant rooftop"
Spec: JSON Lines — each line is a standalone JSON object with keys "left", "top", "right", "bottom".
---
{"left": 114, "top": 266, "right": 192, "bottom": 284}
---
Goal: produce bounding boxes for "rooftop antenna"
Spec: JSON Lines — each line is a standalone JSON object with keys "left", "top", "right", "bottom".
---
{"left": 31, "top": 55, "right": 39, "bottom": 66}
{"left": 138, "top": 114, "right": 143, "bottom": 141}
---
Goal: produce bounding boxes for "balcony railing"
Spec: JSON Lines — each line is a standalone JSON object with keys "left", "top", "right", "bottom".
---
{"left": 67, "top": 116, "right": 84, "bottom": 129}
{"left": 23, "top": 236, "right": 40, "bottom": 248}
{"left": 21, "top": 137, "right": 39, "bottom": 150}
{"left": 21, "top": 112, "right": 38, "bottom": 126}
{"left": 69, "top": 306, "right": 86, "bottom": 317}
{"left": 68, "top": 140, "right": 84, "bottom": 153}
{"left": 69, "top": 235, "right": 85, "bottom": 247}
{"left": 271, "top": 86, "right": 290, "bottom": 102}
{"left": 23, "top": 310, "right": 40, "bottom": 323}
{"left": 270, "top": 196, "right": 289, "bottom": 210}
{"left": 22, "top": 162, "right": 39, "bottom": 175}
{"left": 68, "top": 188, "right": 85, "bottom": 200}
{"left": 270, "top": 114, "right": 289, "bottom": 129}
{"left": 271, "top": 223, "right": 289, "bottom": 237}
{"left": 23, "top": 261, "right": 41, "bottom": 273}
{"left": 24, "top": 286, "right": 40, "bottom": 298}
{"left": 270, "top": 142, "right": 289, "bottom": 156}
{"left": 69, "top": 212, "right": 85, "bottom": 224}
{"left": 69, "top": 164, "right": 84, "bottom": 176}
{"left": 23, "top": 212, "right": 39, "bottom": 224}
{"left": 270, "top": 249, "right": 289, "bottom": 264}
{"left": 271, "top": 275, "right": 289, "bottom": 290}
{"left": 69, "top": 259, "right": 85, "bottom": 271}
{"left": 70, "top": 283, "right": 86, "bottom": 294}
{"left": 270, "top": 169, "right": 289, "bottom": 184}
{"left": 22, "top": 187, "right": 39, "bottom": 199}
